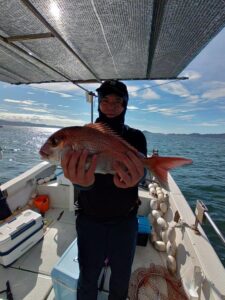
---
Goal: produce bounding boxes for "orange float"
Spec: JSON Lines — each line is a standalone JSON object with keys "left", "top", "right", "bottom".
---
{"left": 33, "top": 195, "right": 49, "bottom": 213}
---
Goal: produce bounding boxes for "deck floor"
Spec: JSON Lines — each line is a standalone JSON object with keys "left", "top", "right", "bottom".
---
{"left": 0, "top": 205, "right": 164, "bottom": 300}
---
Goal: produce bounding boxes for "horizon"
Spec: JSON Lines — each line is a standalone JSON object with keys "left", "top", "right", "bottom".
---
{"left": 1, "top": 119, "right": 225, "bottom": 136}
{"left": 0, "top": 29, "right": 225, "bottom": 134}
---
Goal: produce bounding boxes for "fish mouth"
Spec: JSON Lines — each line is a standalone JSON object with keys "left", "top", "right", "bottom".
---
{"left": 39, "top": 149, "right": 49, "bottom": 159}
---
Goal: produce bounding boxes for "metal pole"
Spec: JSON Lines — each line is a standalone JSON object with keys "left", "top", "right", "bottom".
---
{"left": 91, "top": 97, "right": 93, "bottom": 123}
{"left": 204, "top": 211, "right": 225, "bottom": 245}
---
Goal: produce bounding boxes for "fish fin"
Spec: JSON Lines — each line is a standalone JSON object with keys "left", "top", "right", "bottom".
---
{"left": 84, "top": 123, "right": 138, "bottom": 154}
{"left": 143, "top": 156, "right": 193, "bottom": 184}
{"left": 84, "top": 122, "right": 110, "bottom": 133}
{"left": 85, "top": 122, "right": 120, "bottom": 136}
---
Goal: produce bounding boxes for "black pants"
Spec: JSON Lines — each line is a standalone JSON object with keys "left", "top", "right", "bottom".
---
{"left": 76, "top": 214, "right": 138, "bottom": 300}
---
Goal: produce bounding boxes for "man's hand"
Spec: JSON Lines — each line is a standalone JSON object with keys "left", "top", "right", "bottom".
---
{"left": 112, "top": 151, "right": 144, "bottom": 188}
{"left": 61, "top": 149, "right": 97, "bottom": 187}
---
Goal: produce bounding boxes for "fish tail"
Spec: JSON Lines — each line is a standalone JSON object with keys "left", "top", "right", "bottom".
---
{"left": 143, "top": 156, "right": 193, "bottom": 184}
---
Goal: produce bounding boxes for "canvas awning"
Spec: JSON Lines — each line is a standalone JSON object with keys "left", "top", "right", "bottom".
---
{"left": 0, "top": 0, "right": 225, "bottom": 85}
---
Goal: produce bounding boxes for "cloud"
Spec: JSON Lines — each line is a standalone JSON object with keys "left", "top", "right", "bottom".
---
{"left": 202, "top": 87, "right": 225, "bottom": 100}
{"left": 142, "top": 106, "right": 159, "bottom": 112}
{"left": 20, "top": 107, "right": 49, "bottom": 113}
{"left": 129, "top": 83, "right": 161, "bottom": 100}
{"left": 196, "top": 122, "right": 219, "bottom": 127}
{"left": 46, "top": 90, "right": 73, "bottom": 98}
{"left": 143, "top": 105, "right": 178, "bottom": 116}
{"left": 177, "top": 114, "right": 195, "bottom": 120}
{"left": 0, "top": 111, "right": 86, "bottom": 127}
{"left": 140, "top": 89, "right": 160, "bottom": 100}
{"left": 181, "top": 70, "right": 202, "bottom": 80}
{"left": 143, "top": 105, "right": 174, "bottom": 115}
{"left": 157, "top": 108, "right": 177, "bottom": 116}
{"left": 217, "top": 104, "right": 225, "bottom": 110}
{"left": 57, "top": 105, "right": 70, "bottom": 108}
{"left": 0, "top": 82, "right": 12, "bottom": 88}
{"left": 195, "top": 117, "right": 225, "bottom": 128}
{"left": 82, "top": 83, "right": 101, "bottom": 91}
{"left": 188, "top": 95, "right": 201, "bottom": 102}
{"left": 31, "top": 82, "right": 100, "bottom": 94}
{"left": 71, "top": 112, "right": 91, "bottom": 116}
{"left": 143, "top": 105, "right": 198, "bottom": 119}
{"left": 31, "top": 82, "right": 81, "bottom": 92}
{"left": 30, "top": 82, "right": 101, "bottom": 99}
{"left": 3, "top": 99, "right": 35, "bottom": 105}
{"left": 127, "top": 105, "right": 139, "bottom": 110}
{"left": 159, "top": 82, "right": 190, "bottom": 98}
{"left": 128, "top": 85, "right": 141, "bottom": 97}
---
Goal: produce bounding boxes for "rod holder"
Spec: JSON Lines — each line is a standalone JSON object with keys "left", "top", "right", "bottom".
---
{"left": 192, "top": 200, "right": 225, "bottom": 246}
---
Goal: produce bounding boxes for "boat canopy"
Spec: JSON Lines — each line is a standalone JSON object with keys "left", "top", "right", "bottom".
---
{"left": 0, "top": 0, "right": 225, "bottom": 85}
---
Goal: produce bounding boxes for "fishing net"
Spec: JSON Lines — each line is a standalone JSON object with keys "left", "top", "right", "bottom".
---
{"left": 128, "top": 264, "right": 188, "bottom": 300}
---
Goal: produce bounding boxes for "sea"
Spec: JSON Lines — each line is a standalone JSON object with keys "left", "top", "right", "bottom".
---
{"left": 0, "top": 125, "right": 225, "bottom": 267}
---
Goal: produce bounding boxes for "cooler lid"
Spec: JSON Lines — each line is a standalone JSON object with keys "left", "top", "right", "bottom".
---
{"left": 0, "top": 209, "right": 42, "bottom": 244}
{"left": 51, "top": 239, "right": 79, "bottom": 289}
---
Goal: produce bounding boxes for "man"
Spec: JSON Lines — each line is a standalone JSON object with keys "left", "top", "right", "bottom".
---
{"left": 61, "top": 80, "right": 147, "bottom": 299}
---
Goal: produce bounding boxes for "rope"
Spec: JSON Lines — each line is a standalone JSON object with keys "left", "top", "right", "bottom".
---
{"left": 129, "top": 264, "right": 188, "bottom": 300}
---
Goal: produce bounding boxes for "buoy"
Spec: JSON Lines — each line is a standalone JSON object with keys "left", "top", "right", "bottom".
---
{"left": 148, "top": 183, "right": 154, "bottom": 189}
{"left": 166, "top": 241, "right": 177, "bottom": 256}
{"left": 149, "top": 187, "right": 156, "bottom": 195}
{"left": 33, "top": 195, "right": 50, "bottom": 213}
{"left": 157, "top": 217, "right": 168, "bottom": 230}
{"left": 161, "top": 230, "right": 168, "bottom": 244}
{"left": 160, "top": 202, "right": 168, "bottom": 213}
{"left": 157, "top": 192, "right": 164, "bottom": 201}
{"left": 167, "top": 255, "right": 177, "bottom": 273}
{"left": 154, "top": 241, "right": 166, "bottom": 252}
{"left": 153, "top": 182, "right": 159, "bottom": 188}
{"left": 37, "top": 178, "right": 45, "bottom": 185}
{"left": 152, "top": 209, "right": 163, "bottom": 219}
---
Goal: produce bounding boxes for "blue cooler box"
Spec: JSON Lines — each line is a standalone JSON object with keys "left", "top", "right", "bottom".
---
{"left": 137, "top": 216, "right": 151, "bottom": 246}
{"left": 51, "top": 239, "right": 109, "bottom": 300}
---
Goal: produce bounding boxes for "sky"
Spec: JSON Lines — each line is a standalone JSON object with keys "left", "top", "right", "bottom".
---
{"left": 0, "top": 29, "right": 225, "bottom": 134}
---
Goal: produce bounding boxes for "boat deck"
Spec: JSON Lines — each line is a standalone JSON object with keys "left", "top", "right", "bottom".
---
{"left": 1, "top": 161, "right": 225, "bottom": 300}
{"left": 0, "top": 203, "right": 164, "bottom": 300}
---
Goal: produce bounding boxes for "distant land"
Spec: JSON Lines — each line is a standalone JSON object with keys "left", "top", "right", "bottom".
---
{"left": 0, "top": 119, "right": 60, "bottom": 128}
{"left": 0, "top": 119, "right": 224, "bottom": 137}
{"left": 142, "top": 130, "right": 225, "bottom": 138}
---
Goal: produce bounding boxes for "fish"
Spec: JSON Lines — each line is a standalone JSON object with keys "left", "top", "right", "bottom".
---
{"left": 39, "top": 123, "right": 192, "bottom": 184}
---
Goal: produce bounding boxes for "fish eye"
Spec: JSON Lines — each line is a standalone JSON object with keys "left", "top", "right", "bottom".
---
{"left": 50, "top": 137, "right": 60, "bottom": 147}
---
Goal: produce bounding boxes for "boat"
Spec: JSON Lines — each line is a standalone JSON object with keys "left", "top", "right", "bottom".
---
{"left": 0, "top": 1, "right": 225, "bottom": 299}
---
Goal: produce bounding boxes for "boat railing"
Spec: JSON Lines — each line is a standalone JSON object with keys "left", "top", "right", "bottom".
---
{"left": 193, "top": 200, "right": 225, "bottom": 246}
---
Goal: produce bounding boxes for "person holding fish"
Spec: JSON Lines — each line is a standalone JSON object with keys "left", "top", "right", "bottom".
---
{"left": 39, "top": 80, "right": 192, "bottom": 300}
{"left": 62, "top": 80, "right": 147, "bottom": 300}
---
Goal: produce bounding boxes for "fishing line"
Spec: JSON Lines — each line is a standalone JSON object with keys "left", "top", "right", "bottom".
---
{"left": 129, "top": 79, "right": 181, "bottom": 96}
